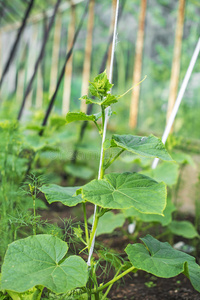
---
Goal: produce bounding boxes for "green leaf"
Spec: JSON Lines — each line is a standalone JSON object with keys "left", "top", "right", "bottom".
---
{"left": 1, "top": 235, "right": 88, "bottom": 294}
{"left": 111, "top": 134, "right": 173, "bottom": 161}
{"left": 6, "top": 286, "right": 43, "bottom": 300}
{"left": 125, "top": 234, "right": 200, "bottom": 292}
{"left": 123, "top": 197, "right": 176, "bottom": 226}
{"left": 66, "top": 112, "right": 97, "bottom": 123}
{"left": 39, "top": 184, "right": 83, "bottom": 207}
{"left": 171, "top": 152, "right": 195, "bottom": 167}
{"left": 141, "top": 162, "right": 179, "bottom": 186}
{"left": 77, "top": 172, "right": 166, "bottom": 214}
{"left": 88, "top": 212, "right": 125, "bottom": 236}
{"left": 89, "top": 70, "right": 113, "bottom": 98}
{"left": 168, "top": 221, "right": 199, "bottom": 239}
{"left": 81, "top": 94, "right": 118, "bottom": 106}
{"left": 64, "top": 164, "right": 94, "bottom": 180}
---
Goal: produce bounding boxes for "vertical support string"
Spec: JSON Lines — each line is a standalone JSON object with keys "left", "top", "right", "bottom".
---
{"left": 87, "top": 0, "right": 120, "bottom": 267}
{"left": 152, "top": 37, "right": 200, "bottom": 169}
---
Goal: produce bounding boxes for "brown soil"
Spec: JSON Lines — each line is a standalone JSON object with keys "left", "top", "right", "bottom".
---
{"left": 108, "top": 272, "right": 200, "bottom": 300}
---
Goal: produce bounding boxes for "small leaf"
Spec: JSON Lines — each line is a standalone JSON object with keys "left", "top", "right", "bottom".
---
{"left": 88, "top": 212, "right": 125, "bottom": 236}
{"left": 78, "top": 172, "right": 166, "bottom": 214}
{"left": 168, "top": 221, "right": 199, "bottom": 239}
{"left": 111, "top": 134, "right": 173, "bottom": 161}
{"left": 123, "top": 197, "right": 176, "bottom": 226}
{"left": 125, "top": 234, "right": 200, "bottom": 292}
{"left": 101, "top": 94, "right": 118, "bottom": 106}
{"left": 66, "top": 112, "right": 97, "bottom": 123}
{"left": 89, "top": 70, "right": 113, "bottom": 98}
{"left": 1, "top": 235, "right": 88, "bottom": 294}
{"left": 39, "top": 184, "right": 83, "bottom": 207}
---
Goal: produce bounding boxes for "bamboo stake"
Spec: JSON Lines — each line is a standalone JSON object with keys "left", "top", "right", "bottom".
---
{"left": 166, "top": 0, "right": 185, "bottom": 127}
{"left": 0, "top": 0, "right": 35, "bottom": 87}
{"left": 49, "top": 15, "right": 62, "bottom": 97}
{"left": 26, "top": 24, "right": 38, "bottom": 108}
{"left": 17, "top": 0, "right": 61, "bottom": 120}
{"left": 129, "top": 0, "right": 147, "bottom": 129}
{"left": 39, "top": 1, "right": 89, "bottom": 135}
{"left": 35, "top": 65, "right": 43, "bottom": 108}
{"left": 2, "top": 0, "right": 84, "bottom": 33}
{"left": 80, "top": 0, "right": 95, "bottom": 112}
{"left": 62, "top": 2, "right": 76, "bottom": 115}
{"left": 106, "top": 0, "right": 117, "bottom": 77}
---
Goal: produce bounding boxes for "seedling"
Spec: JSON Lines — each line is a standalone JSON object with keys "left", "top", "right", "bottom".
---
{"left": 1, "top": 71, "right": 200, "bottom": 299}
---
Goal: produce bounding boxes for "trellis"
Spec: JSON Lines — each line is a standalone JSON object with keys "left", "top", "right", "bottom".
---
{"left": 0, "top": 0, "right": 199, "bottom": 137}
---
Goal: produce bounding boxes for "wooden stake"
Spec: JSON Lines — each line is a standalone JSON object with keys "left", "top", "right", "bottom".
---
{"left": 129, "top": 0, "right": 147, "bottom": 129}
{"left": 49, "top": 15, "right": 62, "bottom": 97}
{"left": 35, "top": 65, "right": 43, "bottom": 108}
{"left": 81, "top": 0, "right": 95, "bottom": 112}
{"left": 106, "top": 0, "right": 117, "bottom": 77}
{"left": 26, "top": 24, "right": 38, "bottom": 108}
{"left": 166, "top": 0, "right": 185, "bottom": 127}
{"left": 62, "top": 2, "right": 76, "bottom": 115}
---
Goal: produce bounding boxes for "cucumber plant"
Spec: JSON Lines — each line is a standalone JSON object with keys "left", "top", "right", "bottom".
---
{"left": 1, "top": 71, "right": 200, "bottom": 299}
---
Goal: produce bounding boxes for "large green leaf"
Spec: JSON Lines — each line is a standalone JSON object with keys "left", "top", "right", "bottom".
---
{"left": 125, "top": 234, "right": 200, "bottom": 292}
{"left": 123, "top": 197, "right": 176, "bottom": 226}
{"left": 111, "top": 134, "right": 173, "bottom": 161}
{"left": 88, "top": 212, "right": 125, "bottom": 236}
{"left": 141, "top": 162, "right": 179, "bottom": 186}
{"left": 39, "top": 184, "right": 83, "bottom": 207}
{"left": 168, "top": 221, "right": 199, "bottom": 239}
{"left": 1, "top": 235, "right": 88, "bottom": 294}
{"left": 77, "top": 172, "right": 166, "bottom": 214}
{"left": 66, "top": 112, "right": 97, "bottom": 124}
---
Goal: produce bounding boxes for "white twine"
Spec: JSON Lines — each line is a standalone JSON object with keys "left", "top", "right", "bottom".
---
{"left": 152, "top": 37, "right": 200, "bottom": 169}
{"left": 87, "top": 0, "right": 120, "bottom": 266}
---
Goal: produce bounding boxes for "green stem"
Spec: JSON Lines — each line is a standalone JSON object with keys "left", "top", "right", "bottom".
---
{"left": 32, "top": 194, "right": 36, "bottom": 235}
{"left": 104, "top": 149, "right": 125, "bottom": 169}
{"left": 102, "top": 266, "right": 123, "bottom": 300}
{"left": 96, "top": 266, "right": 135, "bottom": 293}
{"left": 89, "top": 207, "right": 100, "bottom": 247}
{"left": 83, "top": 203, "right": 90, "bottom": 250}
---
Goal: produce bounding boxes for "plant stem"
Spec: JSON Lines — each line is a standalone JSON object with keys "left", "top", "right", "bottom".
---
{"left": 83, "top": 202, "right": 90, "bottom": 250}
{"left": 32, "top": 194, "right": 36, "bottom": 235}
{"left": 102, "top": 266, "right": 123, "bottom": 300}
{"left": 96, "top": 266, "right": 135, "bottom": 293}
{"left": 104, "top": 149, "right": 125, "bottom": 169}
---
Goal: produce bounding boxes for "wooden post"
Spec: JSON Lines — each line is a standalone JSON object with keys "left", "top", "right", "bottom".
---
{"left": 35, "top": 65, "right": 43, "bottom": 108}
{"left": 166, "top": 0, "right": 185, "bottom": 126}
{"left": 106, "top": 0, "right": 117, "bottom": 77}
{"left": 26, "top": 24, "right": 38, "bottom": 109}
{"left": 49, "top": 14, "right": 62, "bottom": 97}
{"left": 81, "top": 0, "right": 95, "bottom": 112}
{"left": 62, "top": 2, "right": 76, "bottom": 115}
{"left": 129, "top": 0, "right": 147, "bottom": 129}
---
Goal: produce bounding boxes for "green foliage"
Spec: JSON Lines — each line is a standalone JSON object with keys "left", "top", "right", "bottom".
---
{"left": 125, "top": 235, "right": 200, "bottom": 292}
{"left": 77, "top": 172, "right": 166, "bottom": 213}
{"left": 168, "top": 221, "right": 199, "bottom": 239}
{"left": 1, "top": 235, "right": 88, "bottom": 294}
{"left": 39, "top": 184, "right": 83, "bottom": 207}
{"left": 111, "top": 134, "right": 173, "bottom": 161}
{"left": 1, "top": 70, "right": 199, "bottom": 299}
{"left": 89, "top": 212, "right": 125, "bottom": 236}
{"left": 123, "top": 197, "right": 176, "bottom": 226}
